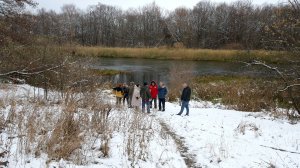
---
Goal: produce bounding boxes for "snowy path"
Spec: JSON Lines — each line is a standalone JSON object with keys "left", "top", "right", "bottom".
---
{"left": 156, "top": 102, "right": 300, "bottom": 168}
{"left": 159, "top": 120, "right": 200, "bottom": 168}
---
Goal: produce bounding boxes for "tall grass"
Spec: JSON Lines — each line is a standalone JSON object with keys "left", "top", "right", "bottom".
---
{"left": 191, "top": 76, "right": 290, "bottom": 112}
{"left": 0, "top": 83, "right": 177, "bottom": 167}
{"left": 74, "top": 46, "right": 291, "bottom": 64}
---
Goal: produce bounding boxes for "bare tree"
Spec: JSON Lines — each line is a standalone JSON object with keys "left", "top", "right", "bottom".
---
{"left": 245, "top": 60, "right": 300, "bottom": 117}
{"left": 24, "top": 0, "right": 299, "bottom": 50}
{"left": 0, "top": 0, "right": 36, "bottom": 17}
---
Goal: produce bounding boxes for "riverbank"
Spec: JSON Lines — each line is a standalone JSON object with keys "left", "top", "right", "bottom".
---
{"left": 74, "top": 46, "right": 294, "bottom": 64}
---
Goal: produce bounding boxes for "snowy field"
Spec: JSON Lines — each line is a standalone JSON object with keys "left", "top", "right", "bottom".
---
{"left": 158, "top": 102, "right": 300, "bottom": 167}
{"left": 0, "top": 84, "right": 299, "bottom": 168}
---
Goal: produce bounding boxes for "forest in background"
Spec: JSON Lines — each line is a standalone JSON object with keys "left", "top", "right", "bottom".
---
{"left": 1, "top": 0, "right": 299, "bottom": 51}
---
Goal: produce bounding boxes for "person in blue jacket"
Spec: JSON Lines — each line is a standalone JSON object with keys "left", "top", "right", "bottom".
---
{"left": 158, "top": 82, "right": 168, "bottom": 111}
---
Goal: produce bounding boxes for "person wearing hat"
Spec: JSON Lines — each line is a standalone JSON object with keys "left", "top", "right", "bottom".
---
{"left": 140, "top": 82, "right": 151, "bottom": 113}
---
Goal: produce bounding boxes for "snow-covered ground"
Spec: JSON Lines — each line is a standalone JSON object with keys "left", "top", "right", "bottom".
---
{"left": 0, "top": 84, "right": 299, "bottom": 168}
{"left": 157, "top": 102, "right": 300, "bottom": 168}
{"left": 0, "top": 84, "right": 185, "bottom": 168}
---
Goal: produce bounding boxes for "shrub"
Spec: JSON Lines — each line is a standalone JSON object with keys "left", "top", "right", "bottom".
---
{"left": 192, "top": 76, "right": 286, "bottom": 112}
{"left": 46, "top": 111, "right": 81, "bottom": 160}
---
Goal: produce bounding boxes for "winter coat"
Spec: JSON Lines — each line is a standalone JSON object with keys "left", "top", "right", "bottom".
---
{"left": 131, "top": 86, "right": 141, "bottom": 107}
{"left": 181, "top": 86, "right": 191, "bottom": 101}
{"left": 122, "top": 86, "right": 129, "bottom": 97}
{"left": 113, "top": 87, "right": 123, "bottom": 98}
{"left": 149, "top": 82, "right": 158, "bottom": 99}
{"left": 140, "top": 85, "right": 151, "bottom": 100}
{"left": 158, "top": 86, "right": 168, "bottom": 99}
{"left": 128, "top": 85, "right": 134, "bottom": 97}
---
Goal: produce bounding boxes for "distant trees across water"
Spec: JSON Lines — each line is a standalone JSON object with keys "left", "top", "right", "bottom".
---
{"left": 1, "top": 0, "right": 300, "bottom": 51}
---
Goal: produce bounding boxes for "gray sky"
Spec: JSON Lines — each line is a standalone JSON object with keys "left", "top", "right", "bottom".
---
{"left": 31, "top": 0, "right": 281, "bottom": 12}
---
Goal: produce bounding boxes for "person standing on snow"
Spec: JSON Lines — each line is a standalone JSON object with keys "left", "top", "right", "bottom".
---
{"left": 131, "top": 84, "right": 141, "bottom": 110}
{"left": 149, "top": 81, "right": 158, "bottom": 109}
{"left": 158, "top": 82, "right": 168, "bottom": 111}
{"left": 128, "top": 82, "right": 135, "bottom": 108}
{"left": 177, "top": 83, "right": 191, "bottom": 116}
{"left": 113, "top": 84, "right": 123, "bottom": 105}
{"left": 140, "top": 82, "right": 151, "bottom": 113}
{"left": 122, "top": 83, "right": 129, "bottom": 106}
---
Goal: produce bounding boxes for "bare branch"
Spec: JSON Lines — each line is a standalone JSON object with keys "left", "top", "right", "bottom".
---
{"left": 0, "top": 58, "right": 71, "bottom": 78}
{"left": 242, "top": 60, "right": 287, "bottom": 82}
{"left": 279, "top": 84, "right": 300, "bottom": 92}
{"left": 243, "top": 60, "right": 300, "bottom": 116}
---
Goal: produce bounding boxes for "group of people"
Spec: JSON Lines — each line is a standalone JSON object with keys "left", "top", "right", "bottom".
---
{"left": 113, "top": 81, "right": 191, "bottom": 116}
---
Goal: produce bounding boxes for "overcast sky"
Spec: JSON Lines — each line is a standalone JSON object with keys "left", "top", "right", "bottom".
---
{"left": 31, "top": 0, "right": 281, "bottom": 12}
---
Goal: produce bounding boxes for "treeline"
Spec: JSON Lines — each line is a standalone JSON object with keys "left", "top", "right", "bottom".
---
{"left": 29, "top": 0, "right": 299, "bottom": 50}
{"left": 0, "top": 0, "right": 299, "bottom": 50}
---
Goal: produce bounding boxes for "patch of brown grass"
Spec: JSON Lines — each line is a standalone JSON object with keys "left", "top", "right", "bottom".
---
{"left": 192, "top": 76, "right": 286, "bottom": 112}
{"left": 44, "top": 96, "right": 85, "bottom": 160}
{"left": 46, "top": 111, "right": 81, "bottom": 160}
{"left": 73, "top": 46, "right": 291, "bottom": 64}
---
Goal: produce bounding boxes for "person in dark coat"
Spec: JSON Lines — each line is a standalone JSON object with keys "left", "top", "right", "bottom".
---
{"left": 140, "top": 82, "right": 151, "bottom": 113}
{"left": 158, "top": 82, "right": 168, "bottom": 111}
{"left": 149, "top": 81, "right": 158, "bottom": 109}
{"left": 177, "top": 83, "right": 191, "bottom": 116}
{"left": 128, "top": 82, "right": 135, "bottom": 108}
{"left": 122, "top": 83, "right": 129, "bottom": 106}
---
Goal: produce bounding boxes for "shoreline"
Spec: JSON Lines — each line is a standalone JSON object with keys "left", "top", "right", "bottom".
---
{"left": 73, "top": 46, "right": 294, "bottom": 64}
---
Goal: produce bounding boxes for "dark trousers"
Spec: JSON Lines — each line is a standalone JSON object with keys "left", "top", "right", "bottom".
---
{"left": 142, "top": 99, "right": 150, "bottom": 113}
{"left": 150, "top": 98, "right": 157, "bottom": 109}
{"left": 123, "top": 96, "right": 129, "bottom": 106}
{"left": 178, "top": 101, "right": 189, "bottom": 115}
{"left": 159, "top": 98, "right": 166, "bottom": 111}
{"left": 116, "top": 97, "right": 122, "bottom": 105}
{"left": 128, "top": 95, "right": 133, "bottom": 107}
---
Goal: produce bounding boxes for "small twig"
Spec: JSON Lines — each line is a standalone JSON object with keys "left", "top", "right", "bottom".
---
{"left": 260, "top": 145, "right": 300, "bottom": 155}
{"left": 279, "top": 84, "right": 300, "bottom": 92}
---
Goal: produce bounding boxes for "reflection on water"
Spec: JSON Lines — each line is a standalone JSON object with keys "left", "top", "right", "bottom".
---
{"left": 88, "top": 58, "right": 275, "bottom": 84}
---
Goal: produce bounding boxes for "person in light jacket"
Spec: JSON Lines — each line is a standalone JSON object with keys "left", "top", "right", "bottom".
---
{"left": 131, "top": 84, "right": 141, "bottom": 110}
{"left": 128, "top": 82, "right": 135, "bottom": 108}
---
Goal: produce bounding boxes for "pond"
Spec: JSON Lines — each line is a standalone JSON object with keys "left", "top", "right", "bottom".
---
{"left": 88, "top": 57, "right": 275, "bottom": 84}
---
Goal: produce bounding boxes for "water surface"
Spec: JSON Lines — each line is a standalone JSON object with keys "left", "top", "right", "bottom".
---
{"left": 88, "top": 58, "right": 274, "bottom": 84}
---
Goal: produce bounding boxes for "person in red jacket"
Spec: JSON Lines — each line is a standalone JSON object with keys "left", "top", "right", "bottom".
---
{"left": 149, "top": 81, "right": 158, "bottom": 109}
